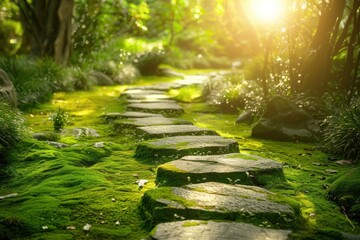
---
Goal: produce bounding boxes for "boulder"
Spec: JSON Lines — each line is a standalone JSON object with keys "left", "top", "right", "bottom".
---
{"left": 251, "top": 96, "right": 318, "bottom": 142}
{"left": 89, "top": 70, "right": 114, "bottom": 86}
{"left": 62, "top": 127, "right": 100, "bottom": 138}
{"left": 0, "top": 68, "right": 17, "bottom": 107}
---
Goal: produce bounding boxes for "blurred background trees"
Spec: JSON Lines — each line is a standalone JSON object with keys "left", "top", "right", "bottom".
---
{"left": 0, "top": 0, "right": 359, "bottom": 157}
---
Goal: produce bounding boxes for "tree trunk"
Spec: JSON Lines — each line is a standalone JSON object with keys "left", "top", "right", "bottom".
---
{"left": 301, "top": 0, "right": 346, "bottom": 95}
{"left": 16, "top": 0, "right": 74, "bottom": 65}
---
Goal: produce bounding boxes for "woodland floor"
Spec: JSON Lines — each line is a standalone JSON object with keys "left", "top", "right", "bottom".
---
{"left": 0, "top": 73, "right": 359, "bottom": 239}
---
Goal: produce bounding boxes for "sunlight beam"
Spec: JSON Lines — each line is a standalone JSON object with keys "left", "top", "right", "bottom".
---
{"left": 249, "top": 0, "right": 285, "bottom": 23}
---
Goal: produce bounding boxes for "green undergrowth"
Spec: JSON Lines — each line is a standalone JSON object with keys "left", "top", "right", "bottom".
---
{"left": 0, "top": 84, "right": 159, "bottom": 239}
{"left": 181, "top": 103, "right": 360, "bottom": 238}
{"left": 1, "top": 74, "right": 359, "bottom": 239}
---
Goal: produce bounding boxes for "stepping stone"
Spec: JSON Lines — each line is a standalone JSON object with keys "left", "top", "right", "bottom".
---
{"left": 127, "top": 102, "right": 184, "bottom": 116}
{"left": 136, "top": 125, "right": 218, "bottom": 140}
{"left": 156, "top": 153, "right": 285, "bottom": 186}
{"left": 114, "top": 117, "right": 192, "bottom": 129}
{"left": 136, "top": 82, "right": 182, "bottom": 91}
{"left": 102, "top": 111, "right": 162, "bottom": 121}
{"left": 174, "top": 75, "right": 208, "bottom": 86}
{"left": 127, "top": 99, "right": 177, "bottom": 104}
{"left": 135, "top": 135, "right": 239, "bottom": 161}
{"left": 150, "top": 220, "right": 292, "bottom": 240}
{"left": 140, "top": 182, "right": 298, "bottom": 228}
{"left": 121, "top": 89, "right": 170, "bottom": 100}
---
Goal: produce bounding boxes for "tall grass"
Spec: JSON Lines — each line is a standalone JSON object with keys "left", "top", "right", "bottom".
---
{"left": 321, "top": 96, "right": 360, "bottom": 160}
{"left": 0, "top": 102, "right": 27, "bottom": 158}
{"left": 0, "top": 56, "right": 65, "bottom": 110}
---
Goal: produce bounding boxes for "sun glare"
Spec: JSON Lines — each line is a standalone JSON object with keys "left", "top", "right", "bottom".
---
{"left": 250, "top": 0, "right": 285, "bottom": 23}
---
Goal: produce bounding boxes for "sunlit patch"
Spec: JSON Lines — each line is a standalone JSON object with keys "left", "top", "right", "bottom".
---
{"left": 249, "top": 0, "right": 285, "bottom": 23}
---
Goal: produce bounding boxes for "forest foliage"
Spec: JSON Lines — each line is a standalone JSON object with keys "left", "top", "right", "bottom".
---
{"left": 0, "top": 0, "right": 359, "bottom": 157}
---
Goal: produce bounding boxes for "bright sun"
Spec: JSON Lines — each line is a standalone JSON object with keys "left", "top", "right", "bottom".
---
{"left": 250, "top": 0, "right": 285, "bottom": 23}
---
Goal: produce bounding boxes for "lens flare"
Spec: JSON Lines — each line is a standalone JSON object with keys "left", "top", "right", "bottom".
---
{"left": 250, "top": 0, "right": 285, "bottom": 23}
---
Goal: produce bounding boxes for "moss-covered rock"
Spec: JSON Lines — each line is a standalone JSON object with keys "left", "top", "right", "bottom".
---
{"left": 140, "top": 182, "right": 301, "bottom": 230}
{"left": 156, "top": 153, "right": 285, "bottom": 187}
{"left": 328, "top": 167, "right": 360, "bottom": 218}
{"left": 135, "top": 135, "right": 239, "bottom": 162}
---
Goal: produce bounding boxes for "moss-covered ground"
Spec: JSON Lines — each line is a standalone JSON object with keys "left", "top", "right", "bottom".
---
{"left": 0, "top": 74, "right": 359, "bottom": 239}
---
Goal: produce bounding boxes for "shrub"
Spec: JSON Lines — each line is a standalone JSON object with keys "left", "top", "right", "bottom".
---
{"left": 48, "top": 108, "right": 70, "bottom": 132}
{"left": 0, "top": 56, "right": 67, "bottom": 109}
{"left": 0, "top": 102, "right": 27, "bottom": 158}
{"left": 321, "top": 96, "right": 360, "bottom": 160}
{"left": 133, "top": 48, "right": 165, "bottom": 75}
{"left": 202, "top": 73, "right": 264, "bottom": 115}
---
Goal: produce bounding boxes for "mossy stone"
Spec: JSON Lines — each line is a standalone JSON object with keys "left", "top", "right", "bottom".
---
{"left": 156, "top": 153, "right": 285, "bottom": 187}
{"left": 328, "top": 167, "right": 360, "bottom": 217}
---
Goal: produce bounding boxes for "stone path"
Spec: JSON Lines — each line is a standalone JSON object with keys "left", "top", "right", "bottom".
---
{"left": 112, "top": 75, "right": 297, "bottom": 239}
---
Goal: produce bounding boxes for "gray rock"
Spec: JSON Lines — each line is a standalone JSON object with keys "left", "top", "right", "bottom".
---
{"left": 140, "top": 182, "right": 296, "bottom": 228}
{"left": 0, "top": 68, "right": 17, "bottom": 107}
{"left": 102, "top": 111, "right": 162, "bottom": 121}
{"left": 62, "top": 127, "right": 100, "bottom": 138}
{"left": 135, "top": 82, "right": 182, "bottom": 91}
{"left": 114, "top": 117, "right": 192, "bottom": 129}
{"left": 89, "top": 70, "right": 114, "bottom": 86}
{"left": 174, "top": 75, "right": 209, "bottom": 86}
{"left": 252, "top": 96, "right": 318, "bottom": 142}
{"left": 121, "top": 89, "right": 170, "bottom": 100}
{"left": 156, "top": 153, "right": 284, "bottom": 186}
{"left": 47, "top": 141, "right": 69, "bottom": 148}
{"left": 150, "top": 220, "right": 291, "bottom": 240}
{"left": 135, "top": 135, "right": 239, "bottom": 161}
{"left": 136, "top": 125, "right": 218, "bottom": 140}
{"left": 127, "top": 102, "right": 184, "bottom": 116}
{"left": 126, "top": 99, "right": 177, "bottom": 104}
{"left": 235, "top": 110, "right": 254, "bottom": 124}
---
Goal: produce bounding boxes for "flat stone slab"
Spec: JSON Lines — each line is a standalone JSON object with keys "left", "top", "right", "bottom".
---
{"left": 127, "top": 102, "right": 184, "bottom": 116}
{"left": 141, "top": 182, "right": 297, "bottom": 228}
{"left": 156, "top": 153, "right": 284, "bottom": 186}
{"left": 175, "top": 75, "right": 208, "bottom": 86}
{"left": 114, "top": 117, "right": 192, "bottom": 129}
{"left": 135, "top": 135, "right": 239, "bottom": 161}
{"left": 150, "top": 220, "right": 291, "bottom": 240}
{"left": 102, "top": 111, "right": 162, "bottom": 121}
{"left": 136, "top": 125, "right": 218, "bottom": 140}
{"left": 127, "top": 99, "right": 177, "bottom": 104}
{"left": 136, "top": 82, "right": 182, "bottom": 91}
{"left": 121, "top": 89, "right": 171, "bottom": 100}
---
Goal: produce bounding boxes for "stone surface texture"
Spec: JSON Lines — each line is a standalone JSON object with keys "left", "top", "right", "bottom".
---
{"left": 136, "top": 135, "right": 239, "bottom": 161}
{"left": 156, "top": 153, "right": 284, "bottom": 186}
{"left": 114, "top": 117, "right": 192, "bottom": 129}
{"left": 252, "top": 96, "right": 318, "bottom": 142}
{"left": 127, "top": 102, "right": 184, "bottom": 116}
{"left": 136, "top": 125, "right": 218, "bottom": 139}
{"left": 141, "top": 182, "right": 295, "bottom": 227}
{"left": 102, "top": 111, "right": 162, "bottom": 120}
{"left": 150, "top": 220, "right": 291, "bottom": 240}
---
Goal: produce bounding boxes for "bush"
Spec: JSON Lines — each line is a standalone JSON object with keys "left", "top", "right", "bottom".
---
{"left": 202, "top": 73, "right": 264, "bottom": 115}
{"left": 0, "top": 56, "right": 66, "bottom": 109}
{"left": 321, "top": 96, "right": 360, "bottom": 160}
{"left": 0, "top": 102, "right": 27, "bottom": 158}
{"left": 133, "top": 48, "right": 165, "bottom": 75}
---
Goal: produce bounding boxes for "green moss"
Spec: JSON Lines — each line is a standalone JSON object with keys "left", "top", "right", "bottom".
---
{"left": 169, "top": 85, "right": 202, "bottom": 103}
{"left": 182, "top": 220, "right": 208, "bottom": 227}
{"left": 328, "top": 167, "right": 360, "bottom": 217}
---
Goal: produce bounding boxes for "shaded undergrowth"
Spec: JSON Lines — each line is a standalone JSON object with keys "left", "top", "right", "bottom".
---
{"left": 0, "top": 76, "right": 359, "bottom": 239}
